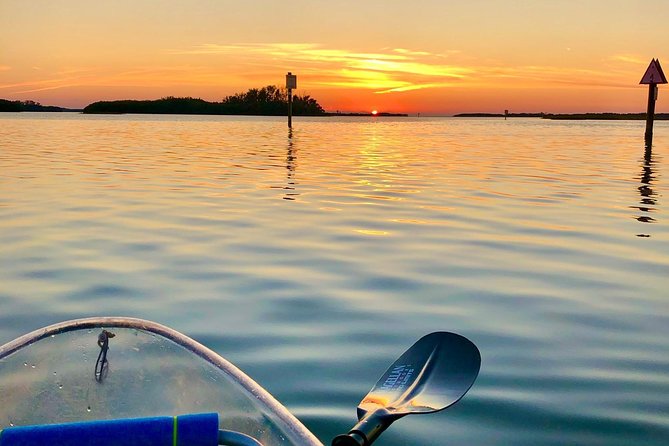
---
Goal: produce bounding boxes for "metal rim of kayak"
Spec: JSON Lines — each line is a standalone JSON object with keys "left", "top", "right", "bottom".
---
{"left": 0, "top": 316, "right": 323, "bottom": 446}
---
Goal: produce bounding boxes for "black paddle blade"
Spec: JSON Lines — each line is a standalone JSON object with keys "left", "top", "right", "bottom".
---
{"left": 356, "top": 332, "right": 481, "bottom": 420}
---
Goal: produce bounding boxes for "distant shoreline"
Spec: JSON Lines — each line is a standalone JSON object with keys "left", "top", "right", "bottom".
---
{"left": 454, "top": 113, "right": 544, "bottom": 118}
{"left": 4, "top": 109, "right": 667, "bottom": 120}
{"left": 323, "top": 112, "right": 408, "bottom": 117}
{"left": 2, "top": 98, "right": 666, "bottom": 120}
{"left": 454, "top": 112, "right": 669, "bottom": 120}
{"left": 0, "top": 99, "right": 81, "bottom": 113}
{"left": 542, "top": 113, "right": 669, "bottom": 120}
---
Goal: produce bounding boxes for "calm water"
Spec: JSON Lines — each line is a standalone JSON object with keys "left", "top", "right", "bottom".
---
{"left": 1, "top": 113, "right": 668, "bottom": 445}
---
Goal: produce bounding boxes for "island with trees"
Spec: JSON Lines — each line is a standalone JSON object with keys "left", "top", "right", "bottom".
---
{"left": 454, "top": 112, "right": 669, "bottom": 120}
{"left": 83, "top": 86, "right": 326, "bottom": 116}
{"left": 0, "top": 99, "right": 78, "bottom": 112}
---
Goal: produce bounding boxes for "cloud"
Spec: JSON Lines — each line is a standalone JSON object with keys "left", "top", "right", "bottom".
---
{"left": 169, "top": 43, "right": 409, "bottom": 62}
{"left": 168, "top": 43, "right": 470, "bottom": 93}
{"left": 377, "top": 82, "right": 462, "bottom": 94}
{"left": 0, "top": 65, "right": 221, "bottom": 96}
{"left": 607, "top": 54, "right": 646, "bottom": 65}
{"left": 392, "top": 48, "right": 431, "bottom": 56}
{"left": 3, "top": 44, "right": 643, "bottom": 101}
{"left": 168, "top": 42, "right": 639, "bottom": 94}
{"left": 0, "top": 77, "right": 72, "bottom": 91}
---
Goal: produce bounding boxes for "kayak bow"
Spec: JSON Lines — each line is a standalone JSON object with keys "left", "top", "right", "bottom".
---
{"left": 0, "top": 317, "right": 320, "bottom": 446}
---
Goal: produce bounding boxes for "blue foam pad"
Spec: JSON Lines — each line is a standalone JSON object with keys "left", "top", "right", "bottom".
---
{"left": 0, "top": 413, "right": 218, "bottom": 446}
{"left": 177, "top": 413, "right": 218, "bottom": 446}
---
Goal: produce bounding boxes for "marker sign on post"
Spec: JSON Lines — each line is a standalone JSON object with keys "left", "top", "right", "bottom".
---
{"left": 286, "top": 72, "right": 297, "bottom": 129}
{"left": 640, "top": 59, "right": 668, "bottom": 85}
{"left": 286, "top": 73, "right": 297, "bottom": 90}
{"left": 640, "top": 59, "right": 666, "bottom": 145}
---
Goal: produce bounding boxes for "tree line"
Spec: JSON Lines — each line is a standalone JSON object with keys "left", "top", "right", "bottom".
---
{"left": 0, "top": 99, "right": 70, "bottom": 112}
{"left": 83, "top": 86, "right": 325, "bottom": 115}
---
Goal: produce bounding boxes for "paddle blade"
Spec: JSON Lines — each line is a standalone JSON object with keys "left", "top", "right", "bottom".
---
{"left": 357, "top": 332, "right": 480, "bottom": 420}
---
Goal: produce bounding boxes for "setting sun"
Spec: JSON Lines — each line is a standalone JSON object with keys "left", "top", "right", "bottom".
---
{"left": 371, "top": 110, "right": 378, "bottom": 115}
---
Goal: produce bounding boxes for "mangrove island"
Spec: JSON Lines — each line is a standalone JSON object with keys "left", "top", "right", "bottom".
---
{"left": 83, "top": 86, "right": 326, "bottom": 116}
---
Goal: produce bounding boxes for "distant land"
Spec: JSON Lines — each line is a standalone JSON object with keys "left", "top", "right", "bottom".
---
{"left": 2, "top": 95, "right": 665, "bottom": 120}
{"left": 83, "top": 86, "right": 325, "bottom": 116}
{"left": 324, "top": 111, "right": 408, "bottom": 117}
{"left": 0, "top": 95, "right": 405, "bottom": 117}
{"left": 454, "top": 113, "right": 544, "bottom": 118}
{"left": 454, "top": 112, "right": 669, "bottom": 120}
{"left": 0, "top": 99, "right": 81, "bottom": 112}
{"left": 542, "top": 113, "right": 669, "bottom": 120}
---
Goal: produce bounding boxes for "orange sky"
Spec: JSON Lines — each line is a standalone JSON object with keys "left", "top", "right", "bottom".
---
{"left": 1, "top": 0, "right": 668, "bottom": 114}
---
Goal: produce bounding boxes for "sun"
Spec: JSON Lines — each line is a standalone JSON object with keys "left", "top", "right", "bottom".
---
{"left": 371, "top": 110, "right": 378, "bottom": 115}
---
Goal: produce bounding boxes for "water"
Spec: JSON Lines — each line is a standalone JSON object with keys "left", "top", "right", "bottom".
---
{"left": 1, "top": 113, "right": 668, "bottom": 445}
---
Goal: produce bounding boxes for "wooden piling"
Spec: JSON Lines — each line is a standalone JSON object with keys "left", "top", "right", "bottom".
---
{"left": 286, "top": 72, "right": 297, "bottom": 129}
{"left": 645, "top": 84, "right": 657, "bottom": 144}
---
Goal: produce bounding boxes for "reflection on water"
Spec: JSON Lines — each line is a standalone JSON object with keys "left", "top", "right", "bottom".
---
{"left": 284, "top": 129, "right": 298, "bottom": 201}
{"left": 635, "top": 143, "right": 659, "bottom": 236}
{"left": 0, "top": 114, "right": 667, "bottom": 446}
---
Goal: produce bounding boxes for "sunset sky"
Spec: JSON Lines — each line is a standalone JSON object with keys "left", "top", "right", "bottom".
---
{"left": 1, "top": 0, "right": 668, "bottom": 114}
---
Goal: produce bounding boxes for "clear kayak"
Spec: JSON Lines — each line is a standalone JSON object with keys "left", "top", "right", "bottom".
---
{"left": 0, "top": 317, "right": 480, "bottom": 446}
{"left": 0, "top": 317, "right": 322, "bottom": 446}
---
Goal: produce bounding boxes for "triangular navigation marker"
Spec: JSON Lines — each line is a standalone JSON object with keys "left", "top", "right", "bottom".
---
{"left": 640, "top": 59, "right": 668, "bottom": 85}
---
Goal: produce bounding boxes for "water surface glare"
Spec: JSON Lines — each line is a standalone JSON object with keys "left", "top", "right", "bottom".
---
{"left": 1, "top": 113, "right": 668, "bottom": 445}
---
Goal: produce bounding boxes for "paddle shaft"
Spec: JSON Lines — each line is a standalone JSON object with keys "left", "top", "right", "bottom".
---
{"left": 332, "top": 409, "right": 401, "bottom": 446}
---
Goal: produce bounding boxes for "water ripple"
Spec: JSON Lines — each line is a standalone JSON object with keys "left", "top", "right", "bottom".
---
{"left": 0, "top": 114, "right": 667, "bottom": 446}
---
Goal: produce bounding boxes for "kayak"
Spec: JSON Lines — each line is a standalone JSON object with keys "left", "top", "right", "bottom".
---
{"left": 0, "top": 317, "right": 480, "bottom": 446}
{"left": 0, "top": 317, "right": 320, "bottom": 446}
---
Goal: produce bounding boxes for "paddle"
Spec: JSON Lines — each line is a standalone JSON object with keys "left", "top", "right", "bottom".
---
{"left": 331, "top": 332, "right": 481, "bottom": 446}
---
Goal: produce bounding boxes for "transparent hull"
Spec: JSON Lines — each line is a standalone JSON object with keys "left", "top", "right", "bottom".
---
{"left": 0, "top": 317, "right": 323, "bottom": 446}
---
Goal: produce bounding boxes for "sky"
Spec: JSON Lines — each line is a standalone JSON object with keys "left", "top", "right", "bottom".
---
{"left": 1, "top": 0, "right": 668, "bottom": 114}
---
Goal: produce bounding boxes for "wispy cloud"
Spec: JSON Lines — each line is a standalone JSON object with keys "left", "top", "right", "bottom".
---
{"left": 0, "top": 77, "right": 73, "bottom": 92}
{"left": 377, "top": 82, "right": 462, "bottom": 94}
{"left": 168, "top": 43, "right": 471, "bottom": 93}
{"left": 392, "top": 48, "right": 431, "bottom": 56}
{"left": 2, "top": 45, "right": 645, "bottom": 102}
{"left": 0, "top": 65, "right": 221, "bottom": 96}
{"left": 607, "top": 54, "right": 646, "bottom": 65}
{"left": 168, "top": 43, "right": 642, "bottom": 94}
{"left": 481, "top": 63, "right": 641, "bottom": 89}
{"left": 169, "top": 43, "right": 409, "bottom": 61}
